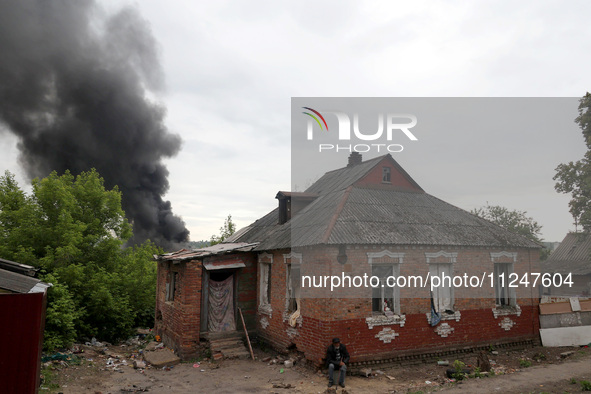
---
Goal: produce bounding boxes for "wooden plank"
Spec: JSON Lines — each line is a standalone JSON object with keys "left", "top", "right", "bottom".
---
{"left": 238, "top": 307, "right": 255, "bottom": 361}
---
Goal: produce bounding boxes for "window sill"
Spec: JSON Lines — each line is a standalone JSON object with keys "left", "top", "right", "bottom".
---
{"left": 366, "top": 313, "right": 406, "bottom": 329}
{"left": 492, "top": 305, "right": 521, "bottom": 318}
{"left": 425, "top": 310, "right": 461, "bottom": 324}
{"left": 258, "top": 304, "right": 273, "bottom": 316}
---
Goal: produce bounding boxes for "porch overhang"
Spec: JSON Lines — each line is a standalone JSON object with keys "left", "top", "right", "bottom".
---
{"left": 203, "top": 260, "right": 246, "bottom": 271}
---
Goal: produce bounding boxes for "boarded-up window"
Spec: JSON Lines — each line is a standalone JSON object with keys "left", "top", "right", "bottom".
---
{"left": 166, "top": 272, "right": 178, "bottom": 302}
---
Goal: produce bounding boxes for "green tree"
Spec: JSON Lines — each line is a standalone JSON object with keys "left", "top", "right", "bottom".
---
{"left": 554, "top": 92, "right": 591, "bottom": 231}
{"left": 0, "top": 169, "right": 160, "bottom": 349}
{"left": 210, "top": 214, "right": 236, "bottom": 245}
{"left": 471, "top": 204, "right": 543, "bottom": 243}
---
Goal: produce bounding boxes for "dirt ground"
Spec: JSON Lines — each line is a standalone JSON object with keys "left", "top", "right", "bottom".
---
{"left": 41, "top": 342, "right": 591, "bottom": 394}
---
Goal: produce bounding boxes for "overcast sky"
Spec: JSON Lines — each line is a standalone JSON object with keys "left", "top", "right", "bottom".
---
{"left": 1, "top": 0, "right": 590, "bottom": 243}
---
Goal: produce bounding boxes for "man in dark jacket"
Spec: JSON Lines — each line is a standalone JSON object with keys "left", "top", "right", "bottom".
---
{"left": 326, "top": 337, "right": 350, "bottom": 388}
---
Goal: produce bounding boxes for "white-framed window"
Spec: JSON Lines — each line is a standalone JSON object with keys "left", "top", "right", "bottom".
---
{"left": 494, "top": 262, "right": 516, "bottom": 306}
{"left": 368, "top": 250, "right": 404, "bottom": 315}
{"left": 490, "top": 251, "right": 518, "bottom": 310}
{"left": 429, "top": 263, "right": 453, "bottom": 313}
{"left": 283, "top": 252, "right": 302, "bottom": 314}
{"left": 426, "top": 251, "right": 458, "bottom": 314}
{"left": 258, "top": 253, "right": 273, "bottom": 314}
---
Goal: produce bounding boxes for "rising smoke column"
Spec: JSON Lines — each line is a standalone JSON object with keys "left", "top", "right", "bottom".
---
{"left": 0, "top": 0, "right": 189, "bottom": 249}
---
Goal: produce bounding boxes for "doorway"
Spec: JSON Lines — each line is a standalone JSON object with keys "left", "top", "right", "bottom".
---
{"left": 203, "top": 269, "right": 237, "bottom": 333}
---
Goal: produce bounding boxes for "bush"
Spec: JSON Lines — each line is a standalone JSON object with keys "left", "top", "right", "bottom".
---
{"left": 42, "top": 274, "right": 81, "bottom": 351}
{"left": 519, "top": 359, "right": 532, "bottom": 368}
{"left": 452, "top": 360, "right": 467, "bottom": 380}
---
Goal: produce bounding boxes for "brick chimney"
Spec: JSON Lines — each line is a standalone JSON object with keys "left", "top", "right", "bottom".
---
{"left": 347, "top": 152, "right": 362, "bottom": 167}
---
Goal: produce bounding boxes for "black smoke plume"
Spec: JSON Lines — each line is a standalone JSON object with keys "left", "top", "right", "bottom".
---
{"left": 0, "top": 0, "right": 189, "bottom": 249}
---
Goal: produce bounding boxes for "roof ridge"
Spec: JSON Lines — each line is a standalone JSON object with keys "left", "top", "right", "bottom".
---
{"left": 321, "top": 154, "right": 387, "bottom": 175}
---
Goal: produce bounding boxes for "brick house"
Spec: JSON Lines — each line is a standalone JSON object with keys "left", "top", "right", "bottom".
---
{"left": 155, "top": 153, "right": 541, "bottom": 365}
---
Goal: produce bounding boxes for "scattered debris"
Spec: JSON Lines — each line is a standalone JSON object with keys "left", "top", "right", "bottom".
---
{"left": 561, "top": 351, "right": 575, "bottom": 358}
{"left": 477, "top": 351, "right": 492, "bottom": 372}
{"left": 121, "top": 386, "right": 149, "bottom": 392}
{"left": 143, "top": 348, "right": 180, "bottom": 368}
{"left": 284, "top": 360, "right": 293, "bottom": 368}
{"left": 272, "top": 382, "right": 293, "bottom": 388}
{"left": 133, "top": 360, "right": 146, "bottom": 369}
{"left": 144, "top": 341, "right": 159, "bottom": 352}
{"left": 359, "top": 368, "right": 372, "bottom": 377}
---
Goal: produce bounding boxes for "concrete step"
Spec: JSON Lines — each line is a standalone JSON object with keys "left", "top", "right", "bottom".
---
{"left": 207, "top": 331, "right": 243, "bottom": 341}
{"left": 211, "top": 341, "right": 244, "bottom": 352}
{"left": 222, "top": 348, "right": 251, "bottom": 359}
{"left": 208, "top": 331, "right": 250, "bottom": 360}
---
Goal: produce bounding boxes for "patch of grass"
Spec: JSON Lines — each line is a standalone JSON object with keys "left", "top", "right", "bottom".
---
{"left": 581, "top": 380, "right": 591, "bottom": 391}
{"left": 532, "top": 352, "right": 546, "bottom": 361}
{"left": 519, "top": 359, "right": 532, "bottom": 368}
{"left": 40, "top": 366, "right": 60, "bottom": 391}
{"left": 470, "top": 367, "right": 485, "bottom": 378}
{"left": 571, "top": 377, "right": 578, "bottom": 384}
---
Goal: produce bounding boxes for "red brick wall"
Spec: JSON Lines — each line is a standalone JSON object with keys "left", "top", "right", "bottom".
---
{"left": 254, "top": 245, "right": 541, "bottom": 365}
{"left": 354, "top": 157, "right": 421, "bottom": 191}
{"left": 316, "top": 302, "right": 539, "bottom": 363}
{"left": 155, "top": 259, "right": 202, "bottom": 359}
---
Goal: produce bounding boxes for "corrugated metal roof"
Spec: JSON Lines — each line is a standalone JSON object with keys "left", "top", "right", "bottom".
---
{"left": 306, "top": 156, "right": 387, "bottom": 195}
{"left": 0, "top": 268, "right": 41, "bottom": 293}
{"left": 0, "top": 258, "right": 38, "bottom": 277}
{"left": 228, "top": 155, "right": 540, "bottom": 250}
{"left": 542, "top": 233, "right": 591, "bottom": 275}
{"left": 158, "top": 242, "right": 259, "bottom": 261}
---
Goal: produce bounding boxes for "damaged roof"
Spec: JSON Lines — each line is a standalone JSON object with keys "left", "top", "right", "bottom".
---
{"left": 158, "top": 242, "right": 259, "bottom": 261}
{"left": 228, "top": 154, "right": 540, "bottom": 251}
{"left": 542, "top": 232, "right": 591, "bottom": 275}
{"left": 0, "top": 258, "right": 51, "bottom": 294}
